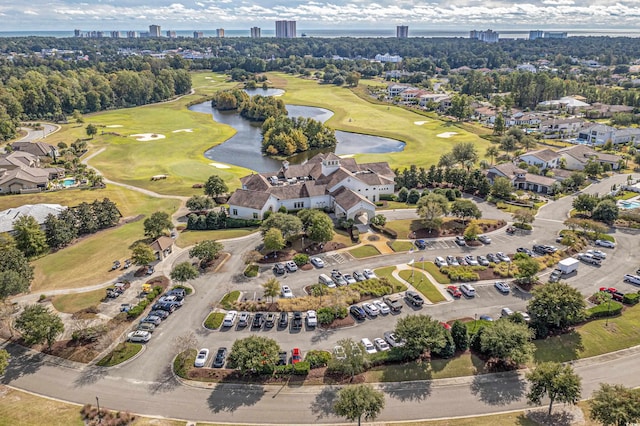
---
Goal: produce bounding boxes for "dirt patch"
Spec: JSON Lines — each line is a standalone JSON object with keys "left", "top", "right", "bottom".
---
{"left": 367, "top": 235, "right": 380, "bottom": 242}
{"left": 300, "top": 264, "right": 314, "bottom": 271}
{"left": 47, "top": 339, "right": 101, "bottom": 363}
{"left": 322, "top": 316, "right": 355, "bottom": 329}
{"left": 124, "top": 214, "right": 144, "bottom": 224}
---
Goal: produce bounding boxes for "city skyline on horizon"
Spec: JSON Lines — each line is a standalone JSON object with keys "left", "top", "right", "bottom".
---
{"left": 2, "top": 0, "right": 640, "bottom": 32}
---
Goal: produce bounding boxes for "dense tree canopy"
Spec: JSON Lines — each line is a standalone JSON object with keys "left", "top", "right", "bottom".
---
{"left": 227, "top": 335, "right": 280, "bottom": 375}
{"left": 334, "top": 384, "right": 385, "bottom": 426}
{"left": 15, "top": 304, "right": 64, "bottom": 350}
{"left": 526, "top": 362, "right": 582, "bottom": 415}
{"left": 261, "top": 115, "right": 337, "bottom": 156}
{"left": 0, "top": 239, "right": 34, "bottom": 300}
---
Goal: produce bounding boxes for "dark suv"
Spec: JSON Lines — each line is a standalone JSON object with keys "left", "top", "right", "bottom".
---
{"left": 350, "top": 305, "right": 366, "bottom": 320}
{"left": 273, "top": 263, "right": 286, "bottom": 275}
{"left": 404, "top": 291, "right": 425, "bottom": 307}
{"left": 252, "top": 313, "right": 265, "bottom": 329}
{"left": 278, "top": 311, "right": 289, "bottom": 328}
{"left": 291, "top": 311, "right": 303, "bottom": 330}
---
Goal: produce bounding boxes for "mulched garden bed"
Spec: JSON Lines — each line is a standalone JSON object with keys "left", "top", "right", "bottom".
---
{"left": 412, "top": 220, "right": 507, "bottom": 239}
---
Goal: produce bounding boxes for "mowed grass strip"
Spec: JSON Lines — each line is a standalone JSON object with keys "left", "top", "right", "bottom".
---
{"left": 373, "top": 266, "right": 406, "bottom": 290}
{"left": 398, "top": 269, "right": 446, "bottom": 303}
{"left": 52, "top": 288, "right": 106, "bottom": 314}
{"left": 96, "top": 342, "right": 143, "bottom": 367}
{"left": 348, "top": 244, "right": 381, "bottom": 258}
{"left": 384, "top": 219, "right": 423, "bottom": 239}
{"left": 416, "top": 262, "right": 451, "bottom": 284}
{"left": 175, "top": 228, "right": 258, "bottom": 248}
{"left": 204, "top": 312, "right": 225, "bottom": 330}
{"left": 390, "top": 240, "right": 415, "bottom": 252}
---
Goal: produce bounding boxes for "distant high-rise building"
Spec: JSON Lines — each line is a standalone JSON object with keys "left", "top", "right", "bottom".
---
{"left": 396, "top": 25, "right": 409, "bottom": 38}
{"left": 74, "top": 29, "right": 81, "bottom": 37}
{"left": 193, "top": 31, "right": 204, "bottom": 39}
{"left": 127, "top": 31, "right": 138, "bottom": 38}
{"left": 470, "top": 29, "right": 499, "bottom": 43}
{"left": 149, "top": 24, "right": 161, "bottom": 38}
{"left": 529, "top": 30, "right": 544, "bottom": 40}
{"left": 166, "top": 30, "right": 177, "bottom": 38}
{"left": 275, "top": 20, "right": 296, "bottom": 38}
{"left": 250, "top": 27, "right": 261, "bottom": 38}
{"left": 216, "top": 28, "right": 225, "bottom": 38}
{"left": 544, "top": 31, "right": 568, "bottom": 39}
{"left": 111, "top": 31, "right": 121, "bottom": 39}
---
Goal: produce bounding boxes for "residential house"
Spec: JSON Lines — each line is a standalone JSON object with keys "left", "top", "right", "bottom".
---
{"left": 557, "top": 145, "right": 622, "bottom": 171}
{"left": 0, "top": 151, "right": 63, "bottom": 194}
{"left": 577, "top": 124, "right": 640, "bottom": 146}
{"left": 419, "top": 93, "right": 451, "bottom": 111}
{"left": 387, "top": 84, "right": 411, "bottom": 98}
{"left": 150, "top": 236, "right": 174, "bottom": 260}
{"left": 0, "top": 203, "right": 66, "bottom": 234}
{"left": 400, "top": 88, "right": 428, "bottom": 103}
{"left": 11, "top": 141, "right": 59, "bottom": 159}
{"left": 486, "top": 163, "right": 557, "bottom": 194}
{"left": 516, "top": 63, "right": 537, "bottom": 73}
{"left": 538, "top": 96, "right": 590, "bottom": 113}
{"left": 517, "top": 149, "right": 561, "bottom": 170}
{"left": 227, "top": 153, "right": 395, "bottom": 222}
{"left": 584, "top": 103, "right": 634, "bottom": 119}
{"left": 538, "top": 117, "right": 584, "bottom": 139}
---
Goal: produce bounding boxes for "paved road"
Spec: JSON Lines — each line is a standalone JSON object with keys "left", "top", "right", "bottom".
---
{"left": 4, "top": 173, "right": 640, "bottom": 424}
{"left": 16, "top": 123, "right": 59, "bottom": 142}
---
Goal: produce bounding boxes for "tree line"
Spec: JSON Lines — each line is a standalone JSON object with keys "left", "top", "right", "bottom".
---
{"left": 261, "top": 115, "right": 337, "bottom": 156}
{"left": 211, "top": 88, "right": 287, "bottom": 121}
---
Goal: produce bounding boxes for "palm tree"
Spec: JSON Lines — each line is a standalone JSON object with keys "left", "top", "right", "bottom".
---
{"left": 485, "top": 145, "right": 500, "bottom": 165}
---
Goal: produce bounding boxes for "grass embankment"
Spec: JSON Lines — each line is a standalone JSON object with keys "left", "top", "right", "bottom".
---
{"left": 366, "top": 352, "right": 487, "bottom": 383}
{"left": 269, "top": 73, "right": 491, "bottom": 170}
{"left": 220, "top": 291, "right": 241, "bottom": 309}
{"left": 373, "top": 266, "right": 406, "bottom": 290}
{"left": 0, "top": 185, "right": 176, "bottom": 292}
{"left": 398, "top": 270, "right": 446, "bottom": 303}
{"left": 204, "top": 312, "right": 225, "bottom": 329}
{"left": 96, "top": 342, "right": 143, "bottom": 367}
{"left": 348, "top": 244, "right": 381, "bottom": 258}
{"left": 52, "top": 288, "right": 106, "bottom": 313}
{"left": 175, "top": 228, "right": 258, "bottom": 248}
{"left": 415, "top": 262, "right": 451, "bottom": 284}
{"left": 384, "top": 219, "right": 423, "bottom": 239}
{"left": 390, "top": 240, "right": 415, "bottom": 252}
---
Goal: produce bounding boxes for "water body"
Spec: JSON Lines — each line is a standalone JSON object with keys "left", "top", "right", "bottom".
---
{"left": 193, "top": 100, "right": 404, "bottom": 173}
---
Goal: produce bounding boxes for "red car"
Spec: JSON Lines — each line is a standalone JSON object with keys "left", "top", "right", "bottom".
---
{"left": 440, "top": 322, "right": 451, "bottom": 330}
{"left": 599, "top": 287, "right": 617, "bottom": 294}
{"left": 446, "top": 285, "right": 462, "bottom": 298}
{"left": 291, "top": 348, "right": 302, "bottom": 365}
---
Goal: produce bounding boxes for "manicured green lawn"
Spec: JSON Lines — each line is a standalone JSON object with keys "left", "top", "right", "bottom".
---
{"left": 220, "top": 291, "right": 241, "bottom": 309}
{"left": 348, "top": 244, "right": 381, "bottom": 258}
{"left": 269, "top": 73, "right": 492, "bottom": 170}
{"left": 390, "top": 240, "right": 415, "bottom": 252}
{"left": 204, "top": 312, "right": 225, "bottom": 329}
{"left": 52, "top": 288, "right": 106, "bottom": 313}
{"left": 384, "top": 218, "right": 423, "bottom": 239}
{"left": 175, "top": 228, "right": 258, "bottom": 248}
{"left": 398, "top": 270, "right": 446, "bottom": 303}
{"left": 366, "top": 352, "right": 486, "bottom": 382}
{"left": 615, "top": 191, "right": 638, "bottom": 200}
{"left": 96, "top": 342, "right": 143, "bottom": 366}
{"left": 377, "top": 200, "right": 415, "bottom": 210}
{"left": 373, "top": 266, "right": 405, "bottom": 289}
{"left": 415, "top": 262, "right": 451, "bottom": 284}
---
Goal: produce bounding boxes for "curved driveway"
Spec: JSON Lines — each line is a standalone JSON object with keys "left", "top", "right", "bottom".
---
{"left": 3, "top": 173, "right": 640, "bottom": 424}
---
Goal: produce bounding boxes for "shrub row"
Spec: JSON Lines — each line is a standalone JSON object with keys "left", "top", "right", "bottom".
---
{"left": 440, "top": 265, "right": 484, "bottom": 282}
{"left": 379, "top": 194, "right": 397, "bottom": 201}
{"left": 126, "top": 286, "right": 163, "bottom": 319}
{"left": 305, "top": 350, "right": 332, "bottom": 368}
{"left": 370, "top": 223, "right": 398, "bottom": 239}
{"left": 623, "top": 293, "right": 640, "bottom": 305}
{"left": 587, "top": 301, "right": 623, "bottom": 318}
{"left": 317, "top": 306, "right": 348, "bottom": 324}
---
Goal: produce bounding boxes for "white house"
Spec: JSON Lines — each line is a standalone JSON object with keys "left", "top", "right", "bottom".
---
{"left": 557, "top": 145, "right": 622, "bottom": 171}
{"left": 227, "top": 153, "right": 395, "bottom": 222}
{"left": 577, "top": 124, "right": 640, "bottom": 146}
{"left": 517, "top": 149, "right": 561, "bottom": 170}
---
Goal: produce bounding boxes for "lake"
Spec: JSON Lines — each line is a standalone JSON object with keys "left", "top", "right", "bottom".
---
{"left": 191, "top": 93, "right": 405, "bottom": 172}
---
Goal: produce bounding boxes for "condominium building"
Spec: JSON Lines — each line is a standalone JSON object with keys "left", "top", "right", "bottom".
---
{"left": 529, "top": 30, "right": 543, "bottom": 40}
{"left": 275, "top": 20, "right": 296, "bottom": 38}
{"left": 216, "top": 28, "right": 225, "bottom": 38}
{"left": 193, "top": 31, "right": 204, "bottom": 39}
{"left": 126, "top": 31, "right": 138, "bottom": 38}
{"left": 396, "top": 25, "right": 409, "bottom": 38}
{"left": 250, "top": 27, "right": 261, "bottom": 38}
{"left": 166, "top": 30, "right": 177, "bottom": 38}
{"left": 149, "top": 25, "right": 161, "bottom": 38}
{"left": 470, "top": 29, "right": 499, "bottom": 43}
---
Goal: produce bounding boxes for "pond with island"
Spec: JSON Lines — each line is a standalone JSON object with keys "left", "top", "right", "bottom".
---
{"left": 190, "top": 88, "right": 405, "bottom": 173}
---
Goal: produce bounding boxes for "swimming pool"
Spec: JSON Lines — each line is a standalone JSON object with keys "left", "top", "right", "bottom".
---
{"left": 62, "top": 178, "right": 76, "bottom": 187}
{"left": 620, "top": 200, "right": 640, "bottom": 209}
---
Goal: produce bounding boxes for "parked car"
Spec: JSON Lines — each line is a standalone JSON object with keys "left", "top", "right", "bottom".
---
{"left": 464, "top": 255, "right": 479, "bottom": 266}
{"left": 460, "top": 283, "right": 476, "bottom": 297}
{"left": 350, "top": 305, "right": 366, "bottom": 320}
{"left": 599, "top": 287, "right": 618, "bottom": 294}
{"left": 281, "top": 285, "right": 294, "bottom": 298}
{"left": 140, "top": 315, "right": 161, "bottom": 326}
{"left": 455, "top": 236, "right": 466, "bottom": 246}
{"left": 595, "top": 239, "right": 616, "bottom": 248}
{"left": 277, "top": 351, "right": 288, "bottom": 366}
{"left": 332, "top": 275, "right": 348, "bottom": 287}
{"left": 127, "top": 330, "right": 151, "bottom": 343}
{"left": 361, "top": 338, "right": 377, "bottom": 354}
{"left": 533, "top": 244, "right": 547, "bottom": 255}
{"left": 273, "top": 263, "right": 286, "bottom": 275}
{"left": 446, "top": 285, "right": 462, "bottom": 298}
{"left": 456, "top": 256, "right": 467, "bottom": 266}
{"left": 486, "top": 253, "right": 500, "bottom": 263}
{"left": 516, "top": 247, "right": 534, "bottom": 257}
{"left": 501, "top": 307, "right": 514, "bottom": 318}
{"left": 382, "top": 295, "right": 403, "bottom": 312}
{"left": 349, "top": 341, "right": 362, "bottom": 356}
{"left": 222, "top": 310, "right": 238, "bottom": 328}
{"left": 318, "top": 274, "right": 336, "bottom": 287}
{"left": 306, "top": 310, "right": 317, "bottom": 327}
{"left": 363, "top": 269, "right": 377, "bottom": 279}
{"left": 362, "top": 303, "right": 380, "bottom": 317}
{"left": 333, "top": 345, "right": 346, "bottom": 360}
{"left": 111, "top": 260, "right": 121, "bottom": 270}
{"left": 264, "top": 313, "right": 277, "bottom": 328}
{"left": 194, "top": 348, "right": 209, "bottom": 367}
{"left": 496, "top": 252, "right": 511, "bottom": 262}
{"left": 212, "top": 347, "right": 227, "bottom": 368}
{"left": 477, "top": 255, "right": 489, "bottom": 266}
{"left": 291, "top": 311, "right": 303, "bottom": 329}
{"left": 310, "top": 257, "right": 325, "bottom": 268}
{"left": 446, "top": 256, "right": 459, "bottom": 266}
{"left": 146, "top": 265, "right": 155, "bottom": 275}
{"left": 252, "top": 312, "right": 265, "bottom": 329}
{"left": 586, "top": 249, "right": 607, "bottom": 260}
{"left": 136, "top": 322, "right": 156, "bottom": 333}
{"left": 120, "top": 303, "right": 132, "bottom": 313}
{"left": 516, "top": 311, "right": 531, "bottom": 322}
{"left": 278, "top": 312, "right": 289, "bottom": 328}
{"left": 159, "top": 295, "right": 183, "bottom": 306}
{"left": 343, "top": 274, "right": 357, "bottom": 285}
{"left": 383, "top": 331, "right": 405, "bottom": 347}
{"left": 238, "top": 312, "right": 250, "bottom": 327}
{"left": 543, "top": 245, "right": 558, "bottom": 253}
{"left": 404, "top": 291, "right": 424, "bottom": 307}
{"left": 577, "top": 253, "right": 601, "bottom": 265}
{"left": 415, "top": 239, "right": 427, "bottom": 250}
{"left": 494, "top": 281, "right": 511, "bottom": 294}
{"left": 152, "top": 302, "right": 176, "bottom": 313}
{"left": 374, "top": 338, "right": 390, "bottom": 351}
{"left": 372, "top": 299, "right": 391, "bottom": 315}
{"left": 435, "top": 256, "right": 448, "bottom": 267}
{"left": 479, "top": 314, "right": 494, "bottom": 321}
{"left": 353, "top": 271, "right": 366, "bottom": 282}
{"left": 623, "top": 274, "right": 640, "bottom": 285}
{"left": 291, "top": 348, "right": 302, "bottom": 365}
{"left": 549, "top": 269, "right": 562, "bottom": 283}
{"left": 149, "top": 310, "right": 169, "bottom": 320}
{"left": 285, "top": 261, "right": 298, "bottom": 272}
{"left": 478, "top": 235, "right": 492, "bottom": 244}
{"left": 167, "top": 288, "right": 186, "bottom": 298}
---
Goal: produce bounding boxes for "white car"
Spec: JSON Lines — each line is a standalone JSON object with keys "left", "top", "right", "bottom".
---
{"left": 374, "top": 338, "right": 390, "bottom": 351}
{"left": 464, "top": 255, "right": 479, "bottom": 266}
{"left": 362, "top": 303, "right": 380, "bottom": 317}
{"left": 343, "top": 274, "right": 357, "bottom": 285}
{"left": 623, "top": 274, "right": 640, "bottom": 285}
{"left": 434, "top": 256, "right": 448, "bottom": 267}
{"left": 383, "top": 331, "right": 405, "bottom": 347}
{"left": 281, "top": 285, "right": 294, "bottom": 298}
{"left": 501, "top": 307, "right": 514, "bottom": 318}
{"left": 496, "top": 252, "right": 511, "bottom": 262}
{"left": 306, "top": 310, "right": 317, "bottom": 327}
{"left": 494, "top": 281, "right": 511, "bottom": 294}
{"left": 310, "top": 257, "right": 325, "bottom": 268}
{"left": 333, "top": 345, "right": 346, "bottom": 360}
{"left": 372, "top": 299, "right": 391, "bottom": 315}
{"left": 127, "top": 330, "right": 151, "bottom": 343}
{"left": 517, "top": 311, "right": 531, "bottom": 322}
{"left": 595, "top": 239, "right": 615, "bottom": 248}
{"left": 446, "top": 256, "right": 460, "bottom": 266}
{"left": 285, "top": 261, "right": 298, "bottom": 272}
{"left": 361, "top": 338, "right": 377, "bottom": 354}
{"left": 460, "top": 283, "right": 476, "bottom": 297}
{"left": 362, "top": 269, "right": 377, "bottom": 279}
{"left": 194, "top": 348, "right": 209, "bottom": 367}
{"left": 478, "top": 235, "right": 492, "bottom": 244}
{"left": 586, "top": 249, "right": 607, "bottom": 260}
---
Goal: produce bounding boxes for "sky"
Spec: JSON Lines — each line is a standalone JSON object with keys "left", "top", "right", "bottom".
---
{"left": 1, "top": 0, "right": 640, "bottom": 32}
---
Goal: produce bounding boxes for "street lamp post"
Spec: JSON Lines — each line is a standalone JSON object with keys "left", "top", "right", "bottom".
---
{"left": 96, "top": 396, "right": 101, "bottom": 423}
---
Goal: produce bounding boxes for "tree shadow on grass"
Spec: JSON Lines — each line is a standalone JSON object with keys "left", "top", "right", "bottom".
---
{"left": 207, "top": 382, "right": 265, "bottom": 413}
{"left": 73, "top": 365, "right": 108, "bottom": 387}
{"left": 533, "top": 330, "right": 583, "bottom": 363}
{"left": 309, "top": 385, "right": 338, "bottom": 420}
{"left": 470, "top": 371, "right": 526, "bottom": 406}
{"left": 0, "top": 343, "right": 43, "bottom": 385}
{"left": 379, "top": 362, "right": 432, "bottom": 402}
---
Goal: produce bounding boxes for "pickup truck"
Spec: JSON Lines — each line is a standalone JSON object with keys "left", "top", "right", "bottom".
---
{"left": 382, "top": 295, "right": 403, "bottom": 312}
{"left": 291, "top": 311, "right": 303, "bottom": 330}
{"left": 577, "top": 253, "right": 602, "bottom": 266}
{"left": 404, "top": 291, "right": 425, "bottom": 307}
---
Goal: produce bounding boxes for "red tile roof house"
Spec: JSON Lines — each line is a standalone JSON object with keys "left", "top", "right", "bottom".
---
{"left": 227, "top": 153, "right": 395, "bottom": 223}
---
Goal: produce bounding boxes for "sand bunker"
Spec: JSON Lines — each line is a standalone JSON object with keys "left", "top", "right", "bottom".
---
{"left": 437, "top": 132, "right": 459, "bottom": 138}
{"left": 131, "top": 133, "right": 166, "bottom": 142}
{"left": 210, "top": 163, "right": 231, "bottom": 169}
{"left": 414, "top": 121, "right": 428, "bottom": 125}
{"left": 338, "top": 154, "right": 354, "bottom": 158}
{"left": 205, "top": 77, "right": 212, "bottom": 80}
{"left": 105, "top": 125, "right": 123, "bottom": 128}
{"left": 172, "top": 129, "right": 193, "bottom": 133}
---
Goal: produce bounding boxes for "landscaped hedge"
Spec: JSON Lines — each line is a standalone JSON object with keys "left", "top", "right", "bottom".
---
{"left": 370, "top": 223, "right": 398, "bottom": 239}
{"left": 587, "top": 301, "right": 623, "bottom": 318}
{"left": 440, "top": 265, "right": 486, "bottom": 282}
{"left": 126, "top": 286, "right": 163, "bottom": 319}
{"left": 513, "top": 223, "right": 533, "bottom": 230}
{"left": 623, "top": 293, "right": 640, "bottom": 305}
{"left": 293, "top": 361, "right": 310, "bottom": 375}
{"left": 305, "top": 350, "right": 332, "bottom": 368}
{"left": 379, "top": 194, "right": 397, "bottom": 201}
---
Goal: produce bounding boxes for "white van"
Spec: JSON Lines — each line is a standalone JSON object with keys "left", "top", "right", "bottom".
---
{"left": 318, "top": 274, "right": 336, "bottom": 288}
{"left": 460, "top": 283, "right": 476, "bottom": 297}
{"left": 501, "top": 307, "right": 514, "bottom": 318}
{"left": 623, "top": 274, "right": 640, "bottom": 285}
{"left": 222, "top": 310, "right": 238, "bottom": 327}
